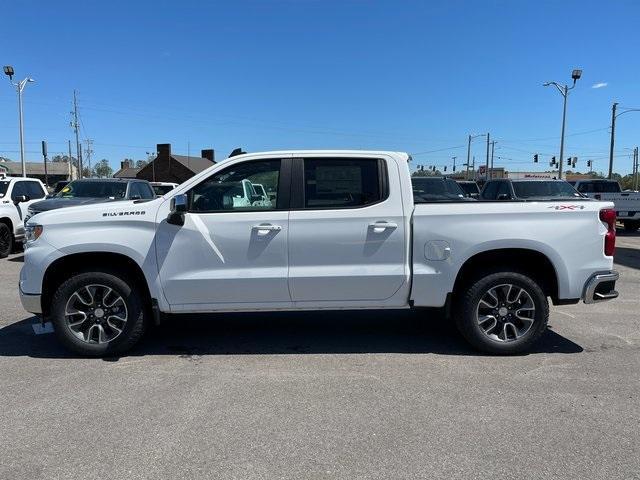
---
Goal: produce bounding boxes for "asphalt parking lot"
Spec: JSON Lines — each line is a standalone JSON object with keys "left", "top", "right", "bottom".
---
{"left": 0, "top": 232, "right": 638, "bottom": 480}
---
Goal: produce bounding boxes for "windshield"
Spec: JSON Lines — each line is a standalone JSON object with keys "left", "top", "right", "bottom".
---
{"left": 0, "top": 181, "right": 9, "bottom": 197}
{"left": 412, "top": 177, "right": 467, "bottom": 202}
{"left": 576, "top": 181, "right": 621, "bottom": 193}
{"left": 458, "top": 182, "right": 480, "bottom": 195}
{"left": 512, "top": 181, "right": 582, "bottom": 199}
{"left": 55, "top": 181, "right": 127, "bottom": 199}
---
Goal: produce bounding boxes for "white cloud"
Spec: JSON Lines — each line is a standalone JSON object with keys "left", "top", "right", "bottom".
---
{"left": 592, "top": 82, "right": 608, "bottom": 89}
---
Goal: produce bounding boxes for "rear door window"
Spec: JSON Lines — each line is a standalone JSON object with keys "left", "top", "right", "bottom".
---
{"left": 302, "top": 158, "right": 384, "bottom": 209}
{"left": 26, "top": 181, "right": 46, "bottom": 199}
{"left": 481, "top": 181, "right": 498, "bottom": 199}
{"left": 11, "top": 181, "right": 28, "bottom": 201}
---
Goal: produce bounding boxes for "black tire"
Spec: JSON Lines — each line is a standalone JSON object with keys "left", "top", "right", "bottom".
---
{"left": 0, "top": 222, "right": 13, "bottom": 259}
{"left": 454, "top": 270, "right": 549, "bottom": 355}
{"left": 623, "top": 221, "right": 639, "bottom": 232}
{"left": 50, "top": 271, "right": 147, "bottom": 356}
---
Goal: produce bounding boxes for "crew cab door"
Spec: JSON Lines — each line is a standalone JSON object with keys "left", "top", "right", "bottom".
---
{"left": 288, "top": 155, "right": 408, "bottom": 304}
{"left": 156, "top": 157, "right": 292, "bottom": 309}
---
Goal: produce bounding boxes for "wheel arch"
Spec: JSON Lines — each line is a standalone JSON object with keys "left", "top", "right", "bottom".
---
{"left": 41, "top": 251, "right": 153, "bottom": 318}
{"left": 0, "top": 216, "right": 14, "bottom": 233}
{"left": 452, "top": 248, "right": 560, "bottom": 302}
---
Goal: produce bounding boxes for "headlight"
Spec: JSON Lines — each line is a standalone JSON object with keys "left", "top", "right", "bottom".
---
{"left": 25, "top": 224, "right": 43, "bottom": 242}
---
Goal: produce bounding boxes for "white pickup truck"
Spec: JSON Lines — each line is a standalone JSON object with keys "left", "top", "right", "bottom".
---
{"left": 0, "top": 176, "right": 48, "bottom": 257}
{"left": 573, "top": 179, "right": 640, "bottom": 232}
{"left": 19, "top": 151, "right": 619, "bottom": 356}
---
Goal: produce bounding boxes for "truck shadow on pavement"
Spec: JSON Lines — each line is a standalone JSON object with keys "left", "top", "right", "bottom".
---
{"left": 0, "top": 309, "right": 583, "bottom": 359}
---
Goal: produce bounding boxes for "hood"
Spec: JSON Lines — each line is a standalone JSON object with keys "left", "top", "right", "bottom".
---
{"left": 29, "top": 197, "right": 122, "bottom": 213}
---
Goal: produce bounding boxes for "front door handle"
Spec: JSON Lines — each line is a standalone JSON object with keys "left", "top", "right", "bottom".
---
{"left": 252, "top": 224, "right": 282, "bottom": 236}
{"left": 369, "top": 221, "right": 398, "bottom": 233}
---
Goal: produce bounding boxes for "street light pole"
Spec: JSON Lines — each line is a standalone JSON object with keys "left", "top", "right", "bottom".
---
{"left": 3, "top": 66, "right": 35, "bottom": 177}
{"left": 608, "top": 103, "right": 617, "bottom": 179}
{"left": 466, "top": 133, "right": 488, "bottom": 180}
{"left": 558, "top": 84, "right": 568, "bottom": 180}
{"left": 543, "top": 69, "right": 582, "bottom": 181}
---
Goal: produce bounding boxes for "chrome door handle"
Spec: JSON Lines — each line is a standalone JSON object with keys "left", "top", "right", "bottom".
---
{"left": 252, "top": 224, "right": 282, "bottom": 236}
{"left": 369, "top": 222, "right": 398, "bottom": 233}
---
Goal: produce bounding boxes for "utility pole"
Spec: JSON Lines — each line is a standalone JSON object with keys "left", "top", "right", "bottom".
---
{"left": 85, "top": 138, "right": 94, "bottom": 175}
{"left": 41, "top": 140, "right": 48, "bottom": 187}
{"left": 72, "top": 90, "right": 82, "bottom": 178}
{"left": 68, "top": 140, "right": 73, "bottom": 180}
{"left": 485, "top": 133, "right": 490, "bottom": 181}
{"left": 466, "top": 134, "right": 472, "bottom": 180}
{"left": 634, "top": 146, "right": 639, "bottom": 191}
{"left": 491, "top": 141, "right": 497, "bottom": 178}
{"left": 608, "top": 102, "right": 618, "bottom": 180}
{"left": 452, "top": 156, "right": 457, "bottom": 174}
{"left": 79, "top": 144, "right": 83, "bottom": 178}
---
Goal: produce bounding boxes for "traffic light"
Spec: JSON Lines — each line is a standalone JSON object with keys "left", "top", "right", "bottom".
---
{"left": 567, "top": 158, "right": 572, "bottom": 166}
{"left": 443, "top": 166, "right": 447, "bottom": 172}
{"left": 534, "top": 154, "right": 538, "bottom": 163}
{"left": 572, "top": 157, "right": 577, "bottom": 168}
{"left": 587, "top": 160, "right": 592, "bottom": 168}
{"left": 453, "top": 165, "right": 456, "bottom": 172}
{"left": 432, "top": 165, "right": 436, "bottom": 172}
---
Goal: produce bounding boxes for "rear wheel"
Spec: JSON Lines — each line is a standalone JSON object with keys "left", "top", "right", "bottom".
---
{"left": 50, "top": 271, "right": 146, "bottom": 356}
{"left": 623, "top": 220, "right": 639, "bottom": 232}
{"left": 455, "top": 271, "right": 549, "bottom": 354}
{"left": 0, "top": 223, "right": 13, "bottom": 258}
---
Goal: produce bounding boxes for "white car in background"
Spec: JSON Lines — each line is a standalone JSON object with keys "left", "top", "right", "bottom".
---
{"left": 0, "top": 176, "right": 47, "bottom": 257}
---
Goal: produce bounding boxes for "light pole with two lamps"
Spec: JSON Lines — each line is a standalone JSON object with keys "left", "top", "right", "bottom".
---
{"left": 3, "top": 66, "right": 35, "bottom": 178}
{"left": 543, "top": 69, "right": 582, "bottom": 180}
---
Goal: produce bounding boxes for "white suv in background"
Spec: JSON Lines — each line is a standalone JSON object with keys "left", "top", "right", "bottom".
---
{"left": 0, "top": 176, "right": 48, "bottom": 257}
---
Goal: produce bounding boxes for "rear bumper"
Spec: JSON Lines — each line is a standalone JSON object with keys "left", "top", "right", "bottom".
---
{"left": 19, "top": 284, "right": 42, "bottom": 315}
{"left": 582, "top": 271, "right": 619, "bottom": 304}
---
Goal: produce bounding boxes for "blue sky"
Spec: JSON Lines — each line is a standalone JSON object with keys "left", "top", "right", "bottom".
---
{"left": 1, "top": 0, "right": 639, "bottom": 175}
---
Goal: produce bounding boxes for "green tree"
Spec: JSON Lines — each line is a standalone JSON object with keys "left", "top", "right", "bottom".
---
{"left": 51, "top": 154, "right": 77, "bottom": 164}
{"left": 92, "top": 159, "right": 113, "bottom": 178}
{"left": 135, "top": 159, "right": 148, "bottom": 168}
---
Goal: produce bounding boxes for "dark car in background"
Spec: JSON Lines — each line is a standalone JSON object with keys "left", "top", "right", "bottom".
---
{"left": 26, "top": 178, "right": 155, "bottom": 223}
{"left": 480, "top": 178, "right": 584, "bottom": 201}
{"left": 456, "top": 180, "right": 481, "bottom": 199}
{"left": 411, "top": 176, "right": 476, "bottom": 202}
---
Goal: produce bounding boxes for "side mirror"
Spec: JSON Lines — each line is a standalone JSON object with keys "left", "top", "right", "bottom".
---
{"left": 167, "top": 194, "right": 187, "bottom": 226}
{"left": 130, "top": 195, "right": 141, "bottom": 201}
{"left": 14, "top": 195, "right": 30, "bottom": 204}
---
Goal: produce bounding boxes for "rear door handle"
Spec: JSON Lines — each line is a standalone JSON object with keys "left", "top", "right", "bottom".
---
{"left": 369, "top": 222, "right": 398, "bottom": 233}
{"left": 252, "top": 224, "right": 282, "bottom": 236}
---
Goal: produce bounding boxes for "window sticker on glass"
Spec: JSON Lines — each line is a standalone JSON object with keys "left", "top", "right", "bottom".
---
{"left": 315, "top": 166, "right": 363, "bottom": 195}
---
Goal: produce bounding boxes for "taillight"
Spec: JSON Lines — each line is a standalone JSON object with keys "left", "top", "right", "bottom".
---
{"left": 599, "top": 208, "right": 616, "bottom": 256}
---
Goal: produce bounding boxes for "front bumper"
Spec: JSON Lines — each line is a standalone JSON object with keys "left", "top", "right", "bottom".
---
{"left": 583, "top": 271, "right": 619, "bottom": 304}
{"left": 19, "top": 284, "right": 42, "bottom": 315}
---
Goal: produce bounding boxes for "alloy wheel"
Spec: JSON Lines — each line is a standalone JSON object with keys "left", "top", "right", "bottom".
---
{"left": 476, "top": 283, "right": 536, "bottom": 343}
{"left": 64, "top": 284, "right": 128, "bottom": 344}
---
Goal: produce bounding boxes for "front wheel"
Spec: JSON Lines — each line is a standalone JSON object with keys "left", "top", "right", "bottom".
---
{"left": 455, "top": 271, "right": 549, "bottom": 354}
{"left": 50, "top": 271, "right": 147, "bottom": 356}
